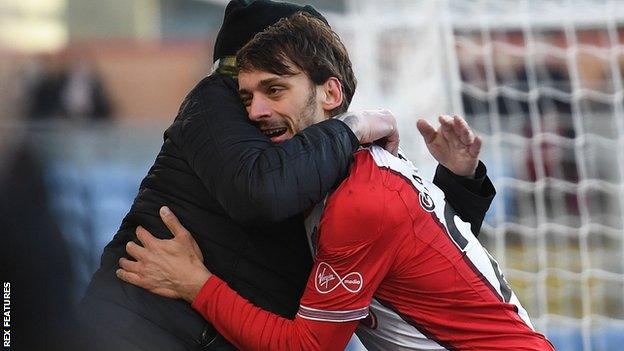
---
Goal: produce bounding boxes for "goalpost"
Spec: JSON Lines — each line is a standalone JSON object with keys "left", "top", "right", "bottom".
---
{"left": 335, "top": 1, "right": 624, "bottom": 350}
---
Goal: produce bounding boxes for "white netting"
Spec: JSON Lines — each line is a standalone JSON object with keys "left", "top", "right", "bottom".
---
{"left": 335, "top": 1, "right": 624, "bottom": 350}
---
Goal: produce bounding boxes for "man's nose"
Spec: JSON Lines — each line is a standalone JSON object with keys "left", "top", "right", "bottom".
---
{"left": 248, "top": 96, "right": 271, "bottom": 121}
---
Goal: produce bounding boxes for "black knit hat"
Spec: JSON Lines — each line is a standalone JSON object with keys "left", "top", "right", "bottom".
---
{"left": 213, "top": 0, "right": 328, "bottom": 62}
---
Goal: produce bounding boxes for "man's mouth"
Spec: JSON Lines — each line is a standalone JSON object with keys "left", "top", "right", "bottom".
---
{"left": 262, "top": 127, "right": 288, "bottom": 139}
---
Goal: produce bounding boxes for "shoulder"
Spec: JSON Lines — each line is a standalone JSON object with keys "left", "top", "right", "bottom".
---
{"left": 327, "top": 147, "right": 388, "bottom": 209}
{"left": 186, "top": 74, "right": 237, "bottom": 100}
{"left": 166, "top": 74, "right": 248, "bottom": 139}
{"left": 178, "top": 74, "right": 242, "bottom": 117}
{"left": 319, "top": 148, "right": 391, "bottom": 245}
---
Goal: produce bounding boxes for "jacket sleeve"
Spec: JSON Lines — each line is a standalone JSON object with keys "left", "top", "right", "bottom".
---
{"left": 190, "top": 173, "right": 393, "bottom": 351}
{"left": 165, "top": 75, "right": 359, "bottom": 226}
{"left": 432, "top": 161, "right": 495, "bottom": 236}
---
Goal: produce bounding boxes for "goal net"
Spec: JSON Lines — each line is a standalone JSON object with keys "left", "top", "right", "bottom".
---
{"left": 335, "top": 1, "right": 624, "bottom": 350}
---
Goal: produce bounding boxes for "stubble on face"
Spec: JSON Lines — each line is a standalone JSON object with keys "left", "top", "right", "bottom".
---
{"left": 238, "top": 64, "right": 328, "bottom": 143}
{"left": 252, "top": 80, "right": 320, "bottom": 141}
{"left": 292, "top": 81, "right": 321, "bottom": 134}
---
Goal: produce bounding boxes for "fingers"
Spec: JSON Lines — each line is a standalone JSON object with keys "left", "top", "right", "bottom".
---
{"left": 119, "top": 257, "right": 141, "bottom": 273}
{"left": 438, "top": 115, "right": 478, "bottom": 149}
{"left": 416, "top": 119, "right": 437, "bottom": 144}
{"left": 160, "top": 206, "right": 191, "bottom": 239}
{"left": 126, "top": 241, "right": 148, "bottom": 261}
{"left": 469, "top": 135, "right": 482, "bottom": 158}
{"left": 358, "top": 109, "right": 400, "bottom": 156}
{"left": 438, "top": 115, "right": 457, "bottom": 146}
{"left": 136, "top": 226, "right": 158, "bottom": 249}
{"left": 116, "top": 268, "right": 144, "bottom": 287}
{"left": 383, "top": 136, "right": 400, "bottom": 156}
{"left": 382, "top": 110, "right": 400, "bottom": 156}
{"left": 438, "top": 115, "right": 454, "bottom": 136}
{"left": 340, "top": 109, "right": 399, "bottom": 148}
{"left": 452, "top": 115, "right": 475, "bottom": 145}
{"left": 438, "top": 115, "right": 454, "bottom": 130}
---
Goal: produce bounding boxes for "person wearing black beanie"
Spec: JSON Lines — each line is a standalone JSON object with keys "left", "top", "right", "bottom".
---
{"left": 78, "top": 1, "right": 495, "bottom": 350}
{"left": 213, "top": 0, "right": 328, "bottom": 62}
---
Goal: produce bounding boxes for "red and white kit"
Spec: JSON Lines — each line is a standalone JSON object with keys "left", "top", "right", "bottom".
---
{"left": 192, "top": 146, "right": 554, "bottom": 351}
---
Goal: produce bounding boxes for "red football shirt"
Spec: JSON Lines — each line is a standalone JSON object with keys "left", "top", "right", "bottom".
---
{"left": 192, "top": 146, "right": 554, "bottom": 350}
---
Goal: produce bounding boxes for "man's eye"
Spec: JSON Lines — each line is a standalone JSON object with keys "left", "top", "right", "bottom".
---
{"left": 268, "top": 87, "right": 284, "bottom": 96}
{"left": 240, "top": 97, "right": 251, "bottom": 107}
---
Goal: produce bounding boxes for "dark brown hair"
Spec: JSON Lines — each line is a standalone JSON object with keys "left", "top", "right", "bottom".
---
{"left": 236, "top": 11, "right": 356, "bottom": 116}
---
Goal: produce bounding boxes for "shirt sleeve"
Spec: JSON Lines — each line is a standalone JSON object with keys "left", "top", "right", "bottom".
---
{"left": 297, "top": 172, "right": 396, "bottom": 321}
{"left": 166, "top": 74, "right": 359, "bottom": 227}
{"left": 432, "top": 161, "right": 495, "bottom": 235}
{"left": 191, "top": 163, "right": 397, "bottom": 350}
{"left": 192, "top": 276, "right": 359, "bottom": 351}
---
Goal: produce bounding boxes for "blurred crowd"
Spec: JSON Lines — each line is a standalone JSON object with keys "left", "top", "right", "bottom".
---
{"left": 0, "top": 41, "right": 211, "bottom": 327}
{"left": 23, "top": 49, "right": 112, "bottom": 120}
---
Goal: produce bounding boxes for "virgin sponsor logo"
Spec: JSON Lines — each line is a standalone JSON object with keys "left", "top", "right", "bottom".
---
{"left": 315, "top": 262, "right": 363, "bottom": 294}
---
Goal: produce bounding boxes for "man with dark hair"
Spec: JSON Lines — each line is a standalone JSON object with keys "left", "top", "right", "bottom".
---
{"left": 236, "top": 11, "right": 356, "bottom": 118}
{"left": 81, "top": 1, "right": 495, "bottom": 350}
{"left": 117, "top": 12, "right": 553, "bottom": 350}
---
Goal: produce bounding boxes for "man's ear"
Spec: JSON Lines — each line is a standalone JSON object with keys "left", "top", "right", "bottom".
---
{"left": 320, "top": 77, "right": 343, "bottom": 113}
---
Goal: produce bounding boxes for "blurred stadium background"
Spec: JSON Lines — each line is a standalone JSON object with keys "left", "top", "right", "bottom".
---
{"left": 1, "top": 0, "right": 623, "bottom": 350}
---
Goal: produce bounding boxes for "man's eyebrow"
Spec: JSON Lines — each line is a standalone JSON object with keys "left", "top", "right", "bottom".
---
{"left": 238, "top": 77, "right": 283, "bottom": 95}
{"left": 258, "top": 77, "right": 285, "bottom": 87}
{"left": 239, "top": 76, "right": 292, "bottom": 95}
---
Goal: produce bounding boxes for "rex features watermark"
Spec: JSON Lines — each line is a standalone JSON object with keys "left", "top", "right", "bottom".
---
{"left": 3, "top": 282, "right": 10, "bottom": 348}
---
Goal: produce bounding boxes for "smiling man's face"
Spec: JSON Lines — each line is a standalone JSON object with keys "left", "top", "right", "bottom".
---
{"left": 238, "top": 63, "right": 329, "bottom": 143}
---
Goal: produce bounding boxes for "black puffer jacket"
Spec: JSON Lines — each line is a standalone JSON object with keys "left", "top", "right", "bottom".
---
{"left": 83, "top": 73, "right": 494, "bottom": 351}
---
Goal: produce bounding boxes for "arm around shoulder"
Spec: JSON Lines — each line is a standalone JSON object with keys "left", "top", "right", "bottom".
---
{"left": 167, "top": 75, "right": 359, "bottom": 226}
